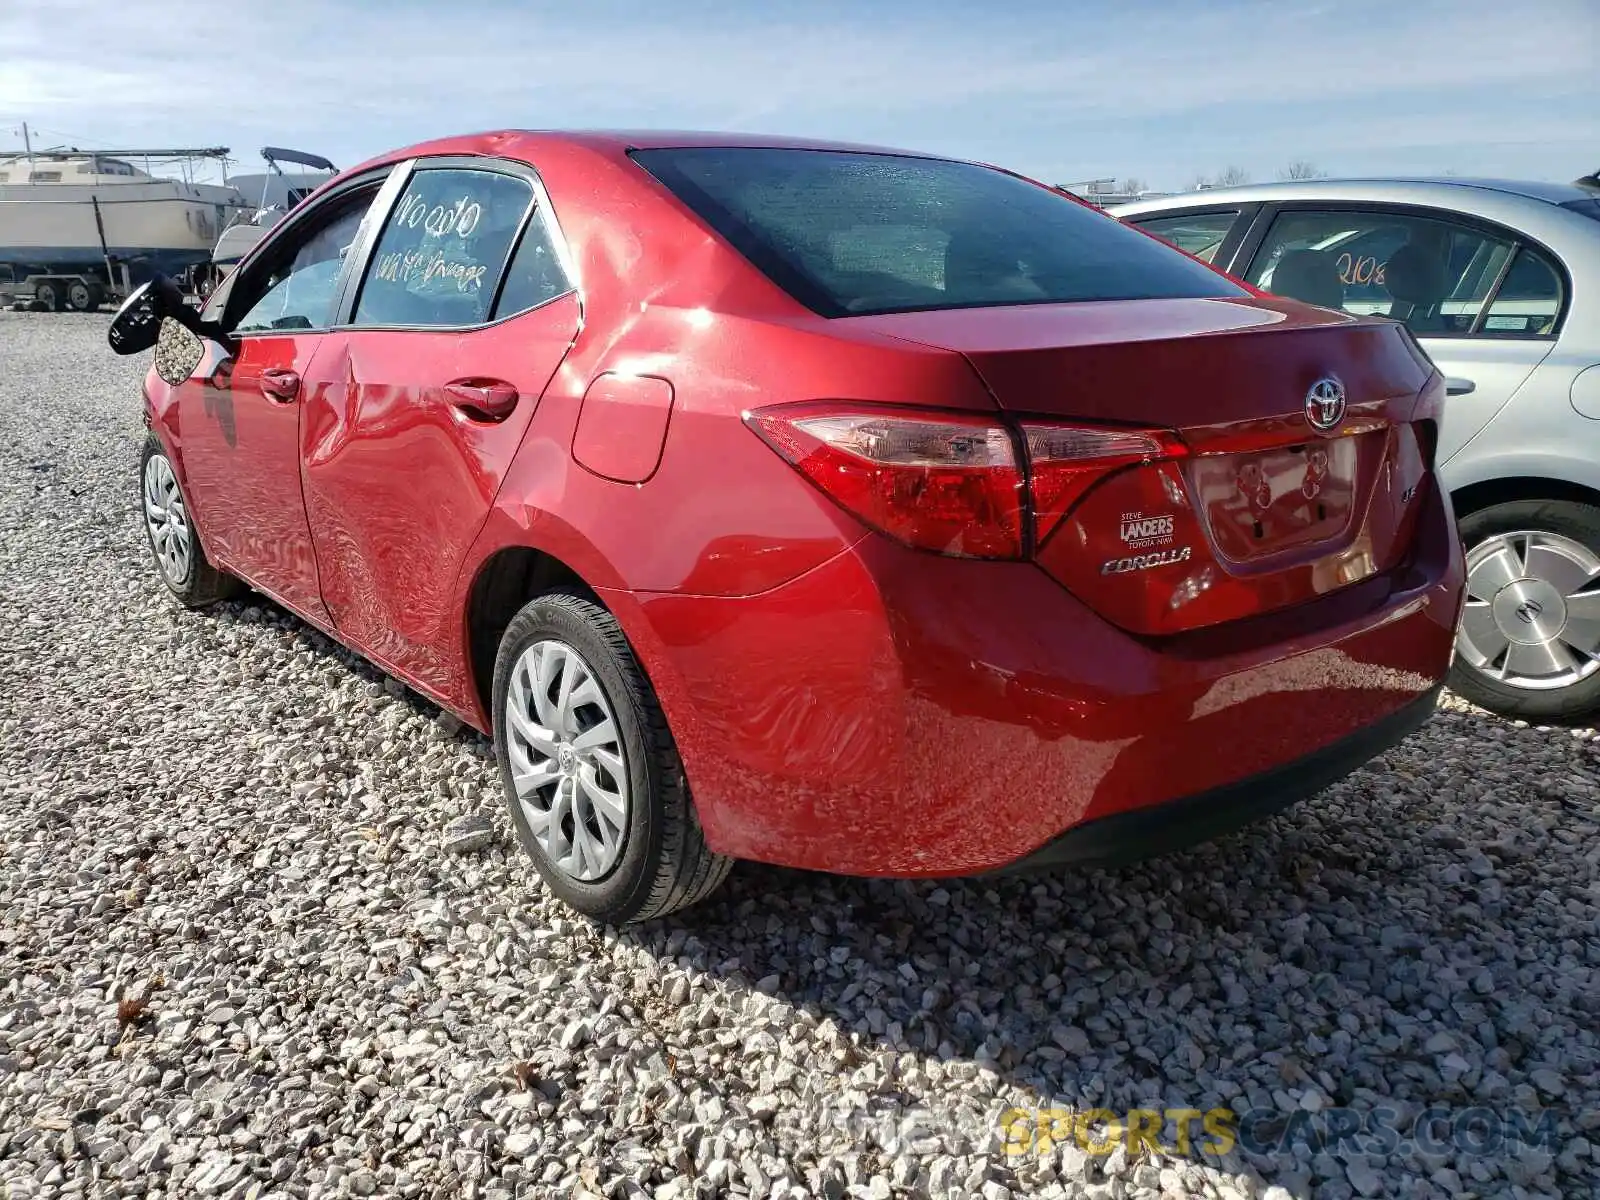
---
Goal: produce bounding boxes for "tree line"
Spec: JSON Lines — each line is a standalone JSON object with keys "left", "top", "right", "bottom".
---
{"left": 1112, "top": 161, "right": 1328, "bottom": 195}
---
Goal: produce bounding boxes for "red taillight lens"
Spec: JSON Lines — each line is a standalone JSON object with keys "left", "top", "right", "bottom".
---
{"left": 747, "top": 404, "right": 1186, "bottom": 560}
{"left": 1024, "top": 423, "right": 1187, "bottom": 545}
{"left": 745, "top": 406, "right": 1025, "bottom": 558}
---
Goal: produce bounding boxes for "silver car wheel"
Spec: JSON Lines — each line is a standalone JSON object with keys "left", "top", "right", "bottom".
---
{"left": 504, "top": 639, "right": 629, "bottom": 881}
{"left": 143, "top": 453, "right": 193, "bottom": 586}
{"left": 1457, "top": 530, "right": 1600, "bottom": 691}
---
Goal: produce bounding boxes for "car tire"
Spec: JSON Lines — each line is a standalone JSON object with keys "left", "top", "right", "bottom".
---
{"left": 1449, "top": 498, "right": 1600, "bottom": 722}
{"left": 67, "top": 280, "right": 95, "bottom": 312}
{"left": 140, "top": 435, "right": 241, "bottom": 608}
{"left": 491, "top": 591, "right": 733, "bottom": 924}
{"left": 35, "top": 280, "right": 62, "bottom": 312}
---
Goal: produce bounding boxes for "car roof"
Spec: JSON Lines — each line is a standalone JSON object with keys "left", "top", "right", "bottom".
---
{"left": 529, "top": 129, "right": 938, "bottom": 155}
{"left": 346, "top": 128, "right": 945, "bottom": 177}
{"left": 1109, "top": 176, "right": 1599, "bottom": 217}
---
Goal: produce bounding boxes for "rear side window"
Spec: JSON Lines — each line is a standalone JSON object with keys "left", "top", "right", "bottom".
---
{"left": 1127, "top": 211, "right": 1240, "bottom": 263}
{"left": 632, "top": 148, "right": 1244, "bottom": 317}
{"left": 352, "top": 168, "right": 532, "bottom": 328}
{"left": 1481, "top": 246, "right": 1564, "bottom": 336}
{"left": 492, "top": 212, "right": 572, "bottom": 318}
{"left": 1244, "top": 209, "right": 1522, "bottom": 335}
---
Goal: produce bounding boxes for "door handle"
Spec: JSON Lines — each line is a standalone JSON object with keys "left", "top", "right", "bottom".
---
{"left": 1445, "top": 377, "right": 1476, "bottom": 397}
{"left": 260, "top": 368, "right": 301, "bottom": 402}
{"left": 445, "top": 379, "right": 520, "bottom": 422}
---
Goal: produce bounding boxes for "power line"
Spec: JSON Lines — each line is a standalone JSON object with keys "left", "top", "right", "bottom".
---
{"left": 8, "top": 122, "right": 120, "bottom": 151}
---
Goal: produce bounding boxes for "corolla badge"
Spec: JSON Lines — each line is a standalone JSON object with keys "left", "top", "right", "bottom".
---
{"left": 1305, "top": 376, "right": 1347, "bottom": 432}
{"left": 1101, "top": 546, "right": 1193, "bottom": 575}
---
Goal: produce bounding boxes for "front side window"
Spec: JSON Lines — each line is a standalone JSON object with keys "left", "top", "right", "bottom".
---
{"left": 231, "top": 189, "right": 379, "bottom": 333}
{"left": 633, "top": 147, "right": 1244, "bottom": 317}
{"left": 352, "top": 168, "right": 532, "bottom": 328}
{"left": 1244, "top": 208, "right": 1523, "bottom": 335}
{"left": 1128, "top": 211, "right": 1241, "bottom": 263}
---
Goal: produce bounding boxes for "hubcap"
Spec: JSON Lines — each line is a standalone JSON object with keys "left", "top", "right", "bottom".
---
{"left": 1457, "top": 530, "right": 1600, "bottom": 691}
{"left": 503, "top": 640, "right": 629, "bottom": 881}
{"left": 142, "top": 454, "right": 192, "bottom": 585}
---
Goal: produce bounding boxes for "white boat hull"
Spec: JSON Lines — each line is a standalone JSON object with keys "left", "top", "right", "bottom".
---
{"left": 0, "top": 179, "right": 250, "bottom": 284}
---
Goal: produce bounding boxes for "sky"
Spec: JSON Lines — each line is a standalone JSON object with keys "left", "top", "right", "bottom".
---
{"left": 2, "top": 0, "right": 1596, "bottom": 191}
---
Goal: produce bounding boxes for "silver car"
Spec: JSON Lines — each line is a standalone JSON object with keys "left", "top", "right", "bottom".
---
{"left": 1112, "top": 178, "right": 1600, "bottom": 721}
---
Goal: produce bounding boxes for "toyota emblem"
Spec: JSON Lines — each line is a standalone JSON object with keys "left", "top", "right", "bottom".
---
{"left": 1305, "top": 377, "right": 1347, "bottom": 432}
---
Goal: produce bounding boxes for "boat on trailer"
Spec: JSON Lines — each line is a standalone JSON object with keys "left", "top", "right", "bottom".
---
{"left": 0, "top": 147, "right": 251, "bottom": 310}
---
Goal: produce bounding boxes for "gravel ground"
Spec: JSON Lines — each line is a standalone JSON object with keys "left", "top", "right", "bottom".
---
{"left": 1, "top": 312, "right": 1597, "bottom": 1200}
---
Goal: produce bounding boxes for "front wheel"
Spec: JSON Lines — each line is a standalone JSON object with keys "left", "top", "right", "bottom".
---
{"left": 1449, "top": 498, "right": 1600, "bottom": 721}
{"left": 140, "top": 436, "right": 240, "bottom": 607}
{"left": 491, "top": 592, "right": 732, "bottom": 923}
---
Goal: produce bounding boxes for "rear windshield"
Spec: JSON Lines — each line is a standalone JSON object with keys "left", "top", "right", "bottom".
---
{"left": 632, "top": 147, "right": 1246, "bottom": 317}
{"left": 1562, "top": 197, "right": 1600, "bottom": 222}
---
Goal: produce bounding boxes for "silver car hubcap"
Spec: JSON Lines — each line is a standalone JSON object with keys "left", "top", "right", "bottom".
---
{"left": 143, "top": 454, "right": 192, "bottom": 585}
{"left": 504, "top": 640, "right": 629, "bottom": 881}
{"left": 1457, "top": 530, "right": 1600, "bottom": 691}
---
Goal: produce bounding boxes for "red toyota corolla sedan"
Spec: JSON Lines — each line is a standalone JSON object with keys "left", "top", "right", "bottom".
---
{"left": 111, "top": 131, "right": 1466, "bottom": 923}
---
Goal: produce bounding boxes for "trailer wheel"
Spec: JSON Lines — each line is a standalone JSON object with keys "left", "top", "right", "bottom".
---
{"left": 67, "top": 280, "right": 96, "bottom": 312}
{"left": 34, "top": 280, "right": 64, "bottom": 312}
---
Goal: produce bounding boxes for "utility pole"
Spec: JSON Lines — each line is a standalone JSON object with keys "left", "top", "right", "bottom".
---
{"left": 20, "top": 121, "right": 32, "bottom": 159}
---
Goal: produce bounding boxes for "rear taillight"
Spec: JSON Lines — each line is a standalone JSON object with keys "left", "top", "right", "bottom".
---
{"left": 1023, "top": 424, "right": 1187, "bottom": 545}
{"left": 746, "top": 404, "right": 1184, "bottom": 559}
{"left": 744, "top": 406, "right": 1024, "bottom": 558}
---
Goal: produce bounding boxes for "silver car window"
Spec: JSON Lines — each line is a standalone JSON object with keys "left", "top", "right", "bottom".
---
{"left": 1245, "top": 209, "right": 1522, "bottom": 336}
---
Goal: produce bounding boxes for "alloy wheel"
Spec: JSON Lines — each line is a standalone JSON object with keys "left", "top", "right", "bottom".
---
{"left": 1457, "top": 530, "right": 1600, "bottom": 691}
{"left": 143, "top": 454, "right": 193, "bottom": 586}
{"left": 504, "top": 639, "right": 630, "bottom": 881}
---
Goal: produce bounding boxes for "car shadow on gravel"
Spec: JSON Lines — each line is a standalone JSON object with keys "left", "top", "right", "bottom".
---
{"left": 610, "top": 703, "right": 1596, "bottom": 1189}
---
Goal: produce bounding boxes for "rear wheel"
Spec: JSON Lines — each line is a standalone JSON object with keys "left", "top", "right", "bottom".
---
{"left": 66, "top": 280, "right": 95, "bottom": 312}
{"left": 491, "top": 592, "right": 732, "bottom": 923}
{"left": 140, "top": 435, "right": 240, "bottom": 607}
{"left": 34, "top": 280, "right": 63, "bottom": 312}
{"left": 1450, "top": 499, "right": 1600, "bottom": 721}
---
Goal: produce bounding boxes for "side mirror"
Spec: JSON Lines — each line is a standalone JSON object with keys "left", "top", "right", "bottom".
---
{"left": 106, "top": 280, "right": 165, "bottom": 355}
{"left": 108, "top": 274, "right": 238, "bottom": 385}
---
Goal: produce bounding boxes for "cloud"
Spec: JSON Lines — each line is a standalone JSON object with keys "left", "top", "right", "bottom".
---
{"left": 2, "top": 0, "right": 1594, "bottom": 186}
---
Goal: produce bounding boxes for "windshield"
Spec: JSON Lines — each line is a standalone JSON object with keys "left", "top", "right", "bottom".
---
{"left": 633, "top": 147, "right": 1245, "bottom": 317}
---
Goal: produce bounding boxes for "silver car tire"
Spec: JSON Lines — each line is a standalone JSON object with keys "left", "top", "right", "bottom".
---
{"left": 139, "top": 435, "right": 240, "bottom": 608}
{"left": 490, "top": 591, "right": 732, "bottom": 923}
{"left": 1449, "top": 498, "right": 1600, "bottom": 721}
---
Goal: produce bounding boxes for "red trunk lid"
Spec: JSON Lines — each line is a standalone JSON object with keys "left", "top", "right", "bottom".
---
{"left": 846, "top": 297, "right": 1442, "bottom": 634}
